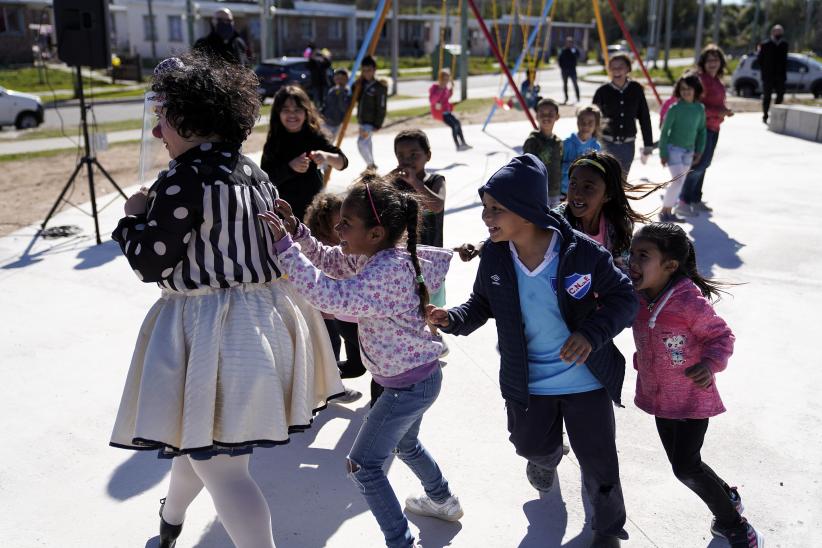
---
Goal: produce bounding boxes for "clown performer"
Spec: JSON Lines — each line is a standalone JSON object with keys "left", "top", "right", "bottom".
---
{"left": 109, "top": 53, "right": 344, "bottom": 548}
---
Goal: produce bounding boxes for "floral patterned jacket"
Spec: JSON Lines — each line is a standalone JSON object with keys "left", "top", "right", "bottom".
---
{"left": 633, "top": 277, "right": 734, "bottom": 419}
{"left": 274, "top": 224, "right": 452, "bottom": 379}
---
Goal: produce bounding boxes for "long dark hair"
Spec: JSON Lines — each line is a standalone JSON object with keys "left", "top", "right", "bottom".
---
{"left": 566, "top": 151, "right": 663, "bottom": 257}
{"left": 265, "top": 85, "right": 325, "bottom": 143}
{"left": 633, "top": 223, "right": 729, "bottom": 301}
{"left": 345, "top": 173, "right": 429, "bottom": 315}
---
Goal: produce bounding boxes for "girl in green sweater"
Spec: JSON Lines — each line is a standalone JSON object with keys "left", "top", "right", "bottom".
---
{"left": 659, "top": 73, "right": 706, "bottom": 222}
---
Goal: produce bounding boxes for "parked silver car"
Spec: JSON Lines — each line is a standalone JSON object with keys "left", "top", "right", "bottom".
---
{"left": 731, "top": 52, "right": 822, "bottom": 98}
{"left": 0, "top": 85, "right": 44, "bottom": 129}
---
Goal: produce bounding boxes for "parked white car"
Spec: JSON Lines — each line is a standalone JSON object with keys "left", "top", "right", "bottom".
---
{"left": 0, "top": 86, "right": 44, "bottom": 130}
{"left": 732, "top": 52, "right": 822, "bottom": 98}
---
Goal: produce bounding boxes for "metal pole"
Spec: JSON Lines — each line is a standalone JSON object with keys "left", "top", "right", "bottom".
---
{"left": 647, "top": 0, "right": 657, "bottom": 64}
{"left": 186, "top": 0, "right": 196, "bottom": 46}
{"left": 804, "top": 0, "right": 813, "bottom": 50}
{"left": 259, "top": 0, "right": 267, "bottom": 60}
{"left": 752, "top": 0, "right": 760, "bottom": 50}
{"left": 712, "top": 0, "right": 722, "bottom": 46}
{"left": 347, "top": 0, "right": 391, "bottom": 88}
{"left": 391, "top": 0, "right": 399, "bottom": 95}
{"left": 460, "top": 0, "right": 469, "bottom": 100}
{"left": 147, "top": 0, "right": 158, "bottom": 62}
{"left": 652, "top": 0, "right": 664, "bottom": 68}
{"left": 663, "top": 0, "right": 673, "bottom": 70}
{"left": 694, "top": 0, "right": 705, "bottom": 62}
{"left": 77, "top": 66, "right": 102, "bottom": 245}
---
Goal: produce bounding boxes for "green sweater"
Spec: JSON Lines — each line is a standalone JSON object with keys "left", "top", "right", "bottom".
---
{"left": 659, "top": 101, "right": 706, "bottom": 159}
{"left": 523, "top": 131, "right": 563, "bottom": 202}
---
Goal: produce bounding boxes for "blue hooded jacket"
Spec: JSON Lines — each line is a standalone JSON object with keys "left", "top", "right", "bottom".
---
{"left": 443, "top": 155, "right": 637, "bottom": 408}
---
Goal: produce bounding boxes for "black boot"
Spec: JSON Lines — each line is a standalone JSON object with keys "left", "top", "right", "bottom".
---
{"left": 159, "top": 498, "right": 183, "bottom": 548}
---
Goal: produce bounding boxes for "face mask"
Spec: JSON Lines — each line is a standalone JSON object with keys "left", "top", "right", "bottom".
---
{"left": 216, "top": 20, "right": 234, "bottom": 40}
{"left": 773, "top": 33, "right": 783, "bottom": 41}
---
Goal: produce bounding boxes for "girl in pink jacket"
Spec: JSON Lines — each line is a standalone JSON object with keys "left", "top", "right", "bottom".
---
{"left": 628, "top": 223, "right": 763, "bottom": 548}
{"left": 429, "top": 69, "right": 469, "bottom": 150}
{"left": 260, "top": 175, "right": 463, "bottom": 548}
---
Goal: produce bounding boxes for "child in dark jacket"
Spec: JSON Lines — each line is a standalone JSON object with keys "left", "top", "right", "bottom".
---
{"left": 261, "top": 85, "right": 348, "bottom": 221}
{"left": 356, "top": 55, "right": 388, "bottom": 170}
{"left": 428, "top": 154, "right": 637, "bottom": 547}
{"left": 322, "top": 68, "right": 352, "bottom": 138}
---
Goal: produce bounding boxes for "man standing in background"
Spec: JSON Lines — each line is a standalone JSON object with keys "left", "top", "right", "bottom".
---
{"left": 757, "top": 24, "right": 788, "bottom": 124}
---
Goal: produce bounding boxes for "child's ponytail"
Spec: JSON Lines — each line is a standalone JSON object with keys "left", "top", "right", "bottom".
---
{"left": 634, "top": 223, "right": 732, "bottom": 302}
{"left": 403, "top": 195, "right": 430, "bottom": 316}
{"left": 681, "top": 238, "right": 727, "bottom": 301}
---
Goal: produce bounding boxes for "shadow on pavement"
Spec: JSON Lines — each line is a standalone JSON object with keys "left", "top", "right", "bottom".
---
{"left": 193, "top": 403, "right": 373, "bottom": 548}
{"left": 406, "top": 514, "right": 462, "bottom": 547}
{"left": 107, "top": 449, "right": 171, "bottom": 501}
{"left": 687, "top": 214, "right": 745, "bottom": 278}
{"left": 75, "top": 239, "right": 121, "bottom": 269}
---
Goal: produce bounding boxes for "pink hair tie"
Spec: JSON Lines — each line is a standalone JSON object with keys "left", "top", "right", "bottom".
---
{"left": 365, "top": 183, "right": 382, "bottom": 225}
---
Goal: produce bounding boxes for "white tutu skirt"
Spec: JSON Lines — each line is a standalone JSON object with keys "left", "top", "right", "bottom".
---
{"left": 110, "top": 280, "right": 345, "bottom": 458}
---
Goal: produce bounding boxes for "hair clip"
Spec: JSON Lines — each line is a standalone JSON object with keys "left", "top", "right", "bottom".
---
{"left": 364, "top": 182, "right": 382, "bottom": 225}
{"left": 415, "top": 274, "right": 425, "bottom": 284}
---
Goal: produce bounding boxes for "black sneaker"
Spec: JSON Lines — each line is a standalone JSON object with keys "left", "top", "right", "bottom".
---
{"left": 590, "top": 533, "right": 621, "bottom": 547}
{"left": 710, "top": 517, "right": 764, "bottom": 547}
{"left": 525, "top": 461, "right": 555, "bottom": 492}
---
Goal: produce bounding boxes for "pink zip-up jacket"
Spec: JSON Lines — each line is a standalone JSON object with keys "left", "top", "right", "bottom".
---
{"left": 274, "top": 224, "right": 451, "bottom": 383}
{"left": 429, "top": 83, "right": 453, "bottom": 121}
{"left": 632, "top": 277, "right": 734, "bottom": 419}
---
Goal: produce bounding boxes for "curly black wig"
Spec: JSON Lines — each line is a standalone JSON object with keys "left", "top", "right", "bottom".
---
{"left": 151, "top": 52, "right": 260, "bottom": 144}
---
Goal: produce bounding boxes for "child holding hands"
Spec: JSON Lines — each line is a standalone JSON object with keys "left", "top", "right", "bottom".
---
{"left": 428, "top": 154, "right": 637, "bottom": 547}
{"left": 260, "top": 176, "right": 462, "bottom": 548}
{"left": 628, "top": 223, "right": 763, "bottom": 548}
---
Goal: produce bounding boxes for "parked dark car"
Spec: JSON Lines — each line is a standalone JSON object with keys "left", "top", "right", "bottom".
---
{"left": 255, "top": 57, "right": 312, "bottom": 99}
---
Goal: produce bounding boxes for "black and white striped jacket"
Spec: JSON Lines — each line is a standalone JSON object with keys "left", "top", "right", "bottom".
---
{"left": 113, "top": 141, "right": 281, "bottom": 291}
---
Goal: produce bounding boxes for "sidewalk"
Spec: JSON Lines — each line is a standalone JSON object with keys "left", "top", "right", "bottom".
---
{"left": 1, "top": 113, "right": 820, "bottom": 547}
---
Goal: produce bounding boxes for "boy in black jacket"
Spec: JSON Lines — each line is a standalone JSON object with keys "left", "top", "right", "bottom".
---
{"left": 356, "top": 55, "right": 387, "bottom": 170}
{"left": 428, "top": 154, "right": 637, "bottom": 547}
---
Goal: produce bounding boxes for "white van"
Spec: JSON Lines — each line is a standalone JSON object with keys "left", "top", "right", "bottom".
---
{"left": 0, "top": 86, "right": 44, "bottom": 129}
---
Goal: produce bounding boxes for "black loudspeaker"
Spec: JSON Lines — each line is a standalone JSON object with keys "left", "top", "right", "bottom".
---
{"left": 53, "top": 0, "right": 111, "bottom": 68}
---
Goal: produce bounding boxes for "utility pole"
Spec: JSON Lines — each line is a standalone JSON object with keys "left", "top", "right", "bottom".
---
{"left": 804, "top": 0, "right": 814, "bottom": 50}
{"left": 712, "top": 0, "right": 722, "bottom": 46}
{"left": 694, "top": 0, "right": 705, "bottom": 62}
{"left": 147, "top": 0, "right": 158, "bottom": 63}
{"left": 752, "top": 0, "right": 760, "bottom": 50}
{"left": 647, "top": 0, "right": 658, "bottom": 63}
{"left": 663, "top": 0, "right": 673, "bottom": 70}
{"left": 460, "top": 0, "right": 468, "bottom": 100}
{"left": 652, "top": 0, "right": 664, "bottom": 68}
{"left": 391, "top": 0, "right": 399, "bottom": 95}
{"left": 186, "top": 0, "right": 195, "bottom": 46}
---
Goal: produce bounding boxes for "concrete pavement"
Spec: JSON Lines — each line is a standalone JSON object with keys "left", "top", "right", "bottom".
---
{"left": 1, "top": 112, "right": 820, "bottom": 547}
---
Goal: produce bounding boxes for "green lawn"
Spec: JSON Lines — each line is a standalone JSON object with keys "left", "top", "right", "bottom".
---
{"left": 0, "top": 67, "right": 120, "bottom": 93}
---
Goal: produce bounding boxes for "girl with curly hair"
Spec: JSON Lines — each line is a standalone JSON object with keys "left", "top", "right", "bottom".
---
{"left": 261, "top": 85, "right": 348, "bottom": 221}
{"left": 109, "top": 53, "right": 344, "bottom": 548}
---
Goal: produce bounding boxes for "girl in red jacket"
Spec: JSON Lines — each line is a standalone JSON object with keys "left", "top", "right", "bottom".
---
{"left": 429, "top": 69, "right": 469, "bottom": 150}
{"left": 628, "top": 223, "right": 763, "bottom": 548}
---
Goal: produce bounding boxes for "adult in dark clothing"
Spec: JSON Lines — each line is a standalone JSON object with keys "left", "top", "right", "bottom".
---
{"left": 558, "top": 36, "right": 581, "bottom": 104}
{"left": 308, "top": 48, "right": 332, "bottom": 108}
{"left": 593, "top": 53, "right": 654, "bottom": 175}
{"left": 757, "top": 24, "right": 789, "bottom": 123}
{"left": 260, "top": 86, "right": 348, "bottom": 221}
{"left": 193, "top": 9, "right": 250, "bottom": 67}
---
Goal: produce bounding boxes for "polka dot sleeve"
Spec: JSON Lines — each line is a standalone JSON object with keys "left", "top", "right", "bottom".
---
{"left": 112, "top": 165, "right": 203, "bottom": 282}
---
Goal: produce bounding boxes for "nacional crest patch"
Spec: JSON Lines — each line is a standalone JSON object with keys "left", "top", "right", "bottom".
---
{"left": 564, "top": 273, "right": 592, "bottom": 299}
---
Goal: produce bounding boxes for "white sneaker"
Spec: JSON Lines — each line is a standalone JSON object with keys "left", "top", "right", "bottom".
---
{"left": 674, "top": 203, "right": 698, "bottom": 217}
{"left": 404, "top": 494, "right": 464, "bottom": 522}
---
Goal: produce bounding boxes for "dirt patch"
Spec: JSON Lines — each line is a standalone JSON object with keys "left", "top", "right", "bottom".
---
{"left": 1, "top": 103, "right": 545, "bottom": 237}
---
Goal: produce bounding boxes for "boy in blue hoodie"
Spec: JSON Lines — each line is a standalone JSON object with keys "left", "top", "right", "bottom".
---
{"left": 427, "top": 154, "right": 637, "bottom": 548}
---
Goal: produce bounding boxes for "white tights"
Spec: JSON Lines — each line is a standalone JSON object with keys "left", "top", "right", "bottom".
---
{"left": 161, "top": 454, "right": 276, "bottom": 548}
{"left": 663, "top": 162, "right": 691, "bottom": 208}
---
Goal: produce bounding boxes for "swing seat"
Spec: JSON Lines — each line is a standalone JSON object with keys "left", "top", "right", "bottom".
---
{"left": 494, "top": 97, "right": 512, "bottom": 111}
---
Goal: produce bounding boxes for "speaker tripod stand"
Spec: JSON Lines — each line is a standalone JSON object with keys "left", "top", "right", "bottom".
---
{"left": 40, "top": 65, "right": 128, "bottom": 245}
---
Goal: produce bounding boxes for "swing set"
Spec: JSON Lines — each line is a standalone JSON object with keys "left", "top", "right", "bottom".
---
{"left": 479, "top": 0, "right": 663, "bottom": 131}
{"left": 323, "top": 0, "right": 663, "bottom": 184}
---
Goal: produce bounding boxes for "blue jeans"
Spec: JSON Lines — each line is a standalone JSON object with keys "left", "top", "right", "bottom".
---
{"left": 680, "top": 129, "right": 719, "bottom": 204}
{"left": 602, "top": 141, "right": 635, "bottom": 175}
{"left": 348, "top": 367, "right": 451, "bottom": 548}
{"left": 358, "top": 123, "right": 376, "bottom": 167}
